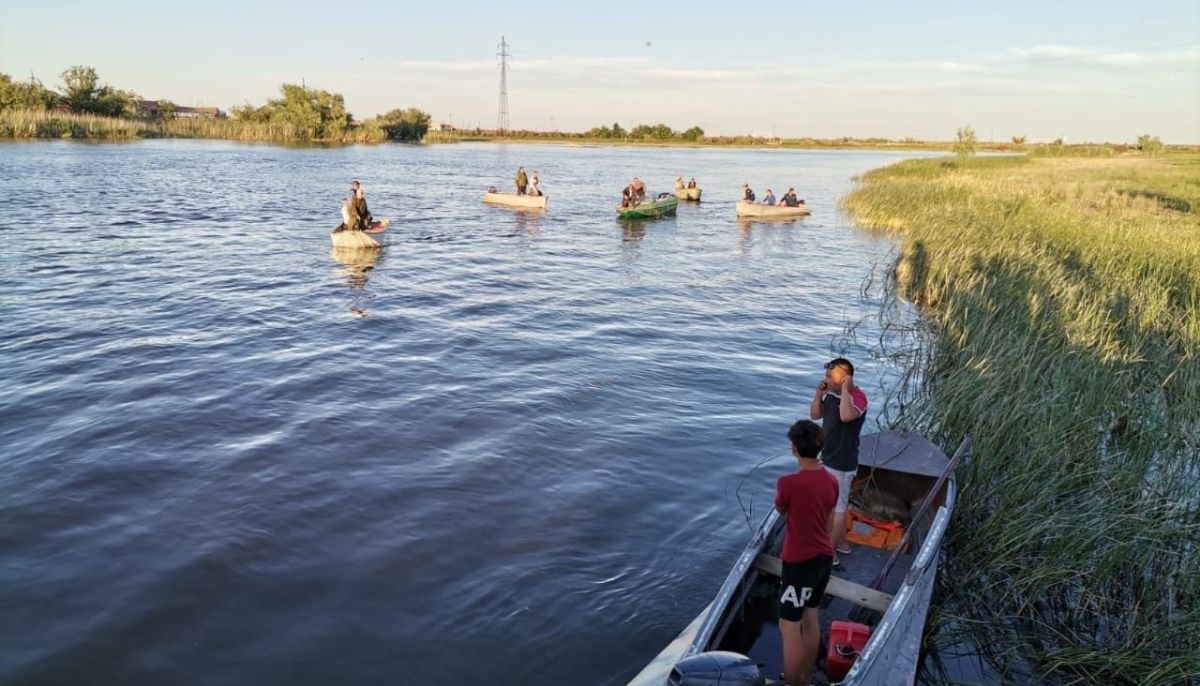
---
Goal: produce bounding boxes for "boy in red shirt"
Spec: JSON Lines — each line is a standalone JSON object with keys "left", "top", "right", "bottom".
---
{"left": 775, "top": 420, "right": 838, "bottom": 686}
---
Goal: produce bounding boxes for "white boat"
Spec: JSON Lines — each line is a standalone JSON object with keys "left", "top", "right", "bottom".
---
{"left": 736, "top": 200, "right": 812, "bottom": 218}
{"left": 675, "top": 187, "right": 703, "bottom": 201}
{"left": 628, "top": 431, "right": 967, "bottom": 686}
{"left": 482, "top": 192, "right": 548, "bottom": 210}
{"left": 329, "top": 218, "right": 391, "bottom": 249}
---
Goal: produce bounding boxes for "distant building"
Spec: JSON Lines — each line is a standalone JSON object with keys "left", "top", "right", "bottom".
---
{"left": 137, "top": 100, "right": 221, "bottom": 119}
{"left": 434, "top": 122, "right": 454, "bottom": 132}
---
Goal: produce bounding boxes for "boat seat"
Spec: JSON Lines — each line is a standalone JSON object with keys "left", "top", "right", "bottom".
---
{"left": 752, "top": 554, "right": 893, "bottom": 614}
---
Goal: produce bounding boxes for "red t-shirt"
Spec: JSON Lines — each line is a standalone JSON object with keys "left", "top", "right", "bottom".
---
{"left": 775, "top": 467, "right": 838, "bottom": 562}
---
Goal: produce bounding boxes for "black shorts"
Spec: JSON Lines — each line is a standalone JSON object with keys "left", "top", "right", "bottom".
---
{"left": 778, "top": 555, "right": 832, "bottom": 621}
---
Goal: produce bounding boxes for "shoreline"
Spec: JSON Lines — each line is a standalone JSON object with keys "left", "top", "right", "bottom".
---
{"left": 842, "top": 153, "right": 1199, "bottom": 685}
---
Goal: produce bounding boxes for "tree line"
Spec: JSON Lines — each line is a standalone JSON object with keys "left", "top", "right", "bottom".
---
{"left": 0, "top": 66, "right": 433, "bottom": 142}
{"left": 586, "top": 122, "right": 706, "bottom": 141}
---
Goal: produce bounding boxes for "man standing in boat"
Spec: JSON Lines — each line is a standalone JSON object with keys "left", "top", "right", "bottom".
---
{"left": 775, "top": 419, "right": 838, "bottom": 686}
{"left": 350, "top": 180, "right": 372, "bottom": 230}
{"left": 810, "top": 357, "right": 868, "bottom": 566}
{"left": 515, "top": 166, "right": 528, "bottom": 195}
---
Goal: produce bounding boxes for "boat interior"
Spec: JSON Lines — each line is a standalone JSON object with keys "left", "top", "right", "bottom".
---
{"left": 702, "top": 432, "right": 953, "bottom": 685}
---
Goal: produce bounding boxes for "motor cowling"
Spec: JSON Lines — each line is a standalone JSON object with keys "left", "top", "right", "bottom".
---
{"left": 668, "top": 651, "right": 765, "bottom": 686}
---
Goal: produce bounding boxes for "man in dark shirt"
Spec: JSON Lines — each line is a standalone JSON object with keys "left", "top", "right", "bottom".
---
{"left": 809, "top": 357, "right": 868, "bottom": 565}
{"left": 742, "top": 183, "right": 756, "bottom": 202}
{"left": 350, "top": 180, "right": 372, "bottom": 230}
{"left": 775, "top": 419, "right": 837, "bottom": 686}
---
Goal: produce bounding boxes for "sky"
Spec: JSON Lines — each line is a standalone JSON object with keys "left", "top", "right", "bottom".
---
{"left": 2, "top": 1, "right": 1198, "bottom": 142}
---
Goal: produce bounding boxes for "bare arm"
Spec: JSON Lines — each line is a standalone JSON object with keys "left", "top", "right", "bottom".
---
{"left": 810, "top": 381, "right": 827, "bottom": 420}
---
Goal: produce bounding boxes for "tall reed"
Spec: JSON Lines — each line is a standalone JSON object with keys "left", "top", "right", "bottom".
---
{"left": 843, "top": 154, "right": 1200, "bottom": 685}
{"left": 0, "top": 108, "right": 387, "bottom": 143}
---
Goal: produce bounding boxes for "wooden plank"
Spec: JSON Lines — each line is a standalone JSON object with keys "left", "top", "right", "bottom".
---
{"left": 752, "top": 554, "right": 894, "bottom": 614}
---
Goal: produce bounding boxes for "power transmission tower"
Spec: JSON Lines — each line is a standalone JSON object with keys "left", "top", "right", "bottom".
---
{"left": 497, "top": 36, "right": 511, "bottom": 134}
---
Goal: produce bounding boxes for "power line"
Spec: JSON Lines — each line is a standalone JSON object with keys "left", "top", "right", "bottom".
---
{"left": 497, "top": 36, "right": 511, "bottom": 133}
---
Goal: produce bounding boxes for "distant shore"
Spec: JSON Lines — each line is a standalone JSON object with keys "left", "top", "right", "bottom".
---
{"left": 5, "top": 108, "right": 1192, "bottom": 155}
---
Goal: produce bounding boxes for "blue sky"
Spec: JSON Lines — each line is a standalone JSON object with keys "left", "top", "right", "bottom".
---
{"left": 2, "top": 1, "right": 1198, "bottom": 141}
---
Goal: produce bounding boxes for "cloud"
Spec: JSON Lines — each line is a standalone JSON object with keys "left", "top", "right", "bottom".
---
{"left": 1006, "top": 44, "right": 1200, "bottom": 68}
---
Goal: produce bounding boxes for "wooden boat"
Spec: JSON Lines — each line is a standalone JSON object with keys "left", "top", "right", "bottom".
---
{"left": 617, "top": 196, "right": 678, "bottom": 220}
{"left": 736, "top": 200, "right": 812, "bottom": 218}
{"left": 627, "top": 430, "right": 965, "bottom": 686}
{"left": 482, "top": 192, "right": 547, "bottom": 210}
{"left": 675, "top": 187, "right": 703, "bottom": 201}
{"left": 329, "top": 218, "right": 391, "bottom": 249}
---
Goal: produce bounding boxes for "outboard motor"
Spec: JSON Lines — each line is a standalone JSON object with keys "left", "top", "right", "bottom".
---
{"left": 668, "top": 651, "right": 765, "bottom": 686}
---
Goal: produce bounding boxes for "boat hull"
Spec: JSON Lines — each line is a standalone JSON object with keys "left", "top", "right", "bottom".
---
{"left": 735, "top": 200, "right": 811, "bottom": 218}
{"left": 617, "top": 197, "right": 679, "bottom": 219}
{"left": 674, "top": 188, "right": 702, "bottom": 201}
{"left": 330, "top": 218, "right": 390, "bottom": 249}
{"left": 482, "top": 192, "right": 547, "bottom": 210}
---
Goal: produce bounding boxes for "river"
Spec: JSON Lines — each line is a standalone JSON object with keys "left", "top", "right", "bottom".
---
{"left": 2, "top": 140, "right": 937, "bottom": 685}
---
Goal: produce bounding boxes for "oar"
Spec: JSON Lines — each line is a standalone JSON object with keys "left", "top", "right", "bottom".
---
{"left": 849, "top": 436, "right": 971, "bottom": 624}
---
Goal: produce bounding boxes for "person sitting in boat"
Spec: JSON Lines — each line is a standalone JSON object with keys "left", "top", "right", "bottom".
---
{"left": 675, "top": 176, "right": 685, "bottom": 192}
{"left": 687, "top": 177, "right": 697, "bottom": 189}
{"left": 528, "top": 171, "right": 543, "bottom": 197}
{"left": 338, "top": 186, "right": 368, "bottom": 232}
{"left": 516, "top": 166, "right": 528, "bottom": 195}
{"left": 350, "top": 180, "right": 372, "bottom": 230}
{"left": 763, "top": 189, "right": 777, "bottom": 206}
{"left": 780, "top": 187, "right": 801, "bottom": 207}
{"left": 775, "top": 419, "right": 838, "bottom": 686}
{"left": 621, "top": 184, "right": 635, "bottom": 208}
{"left": 742, "top": 183, "right": 756, "bottom": 202}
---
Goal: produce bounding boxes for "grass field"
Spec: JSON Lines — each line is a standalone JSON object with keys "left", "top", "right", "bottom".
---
{"left": 843, "top": 154, "right": 1200, "bottom": 685}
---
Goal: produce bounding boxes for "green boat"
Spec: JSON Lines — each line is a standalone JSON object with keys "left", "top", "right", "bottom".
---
{"left": 616, "top": 196, "right": 679, "bottom": 219}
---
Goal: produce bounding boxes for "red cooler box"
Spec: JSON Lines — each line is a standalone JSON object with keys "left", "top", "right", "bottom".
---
{"left": 825, "top": 620, "right": 871, "bottom": 682}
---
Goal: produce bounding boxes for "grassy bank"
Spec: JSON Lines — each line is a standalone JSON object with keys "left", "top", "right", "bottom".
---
{"left": 0, "top": 108, "right": 386, "bottom": 143}
{"left": 843, "top": 154, "right": 1199, "bottom": 684}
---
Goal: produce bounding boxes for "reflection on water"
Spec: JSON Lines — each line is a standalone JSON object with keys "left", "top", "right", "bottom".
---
{"left": 329, "top": 247, "right": 381, "bottom": 317}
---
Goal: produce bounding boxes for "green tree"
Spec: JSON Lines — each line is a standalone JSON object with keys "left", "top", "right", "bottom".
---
{"left": 631, "top": 123, "right": 674, "bottom": 140}
{"left": 953, "top": 126, "right": 978, "bottom": 157}
{"left": 682, "top": 125, "right": 705, "bottom": 141}
{"left": 376, "top": 107, "right": 431, "bottom": 141}
{"left": 611, "top": 122, "right": 625, "bottom": 138}
{"left": 586, "top": 124, "right": 612, "bottom": 138}
{"left": 0, "top": 72, "right": 58, "bottom": 110}
{"left": 60, "top": 65, "right": 101, "bottom": 112}
{"left": 59, "top": 66, "right": 138, "bottom": 116}
{"left": 1136, "top": 134, "right": 1164, "bottom": 156}
{"left": 156, "top": 99, "right": 178, "bottom": 120}
{"left": 1011, "top": 135, "right": 1027, "bottom": 146}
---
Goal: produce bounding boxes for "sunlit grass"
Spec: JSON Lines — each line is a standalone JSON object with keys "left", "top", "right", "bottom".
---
{"left": 0, "top": 108, "right": 387, "bottom": 143}
{"left": 844, "top": 154, "right": 1200, "bottom": 685}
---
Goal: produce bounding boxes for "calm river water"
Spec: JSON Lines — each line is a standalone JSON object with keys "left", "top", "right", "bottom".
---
{"left": 2, "top": 141, "right": 936, "bottom": 685}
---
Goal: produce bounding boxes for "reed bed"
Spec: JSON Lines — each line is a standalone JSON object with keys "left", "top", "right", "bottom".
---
{"left": 843, "top": 154, "right": 1200, "bottom": 684}
{"left": 0, "top": 108, "right": 387, "bottom": 143}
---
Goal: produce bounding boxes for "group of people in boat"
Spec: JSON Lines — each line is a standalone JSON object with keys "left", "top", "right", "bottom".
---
{"left": 776, "top": 357, "right": 869, "bottom": 686}
{"left": 514, "top": 166, "right": 544, "bottom": 197}
{"left": 743, "top": 183, "right": 806, "bottom": 207}
{"left": 674, "top": 176, "right": 699, "bottom": 190}
{"left": 620, "top": 176, "right": 648, "bottom": 207}
{"left": 335, "top": 180, "right": 374, "bottom": 232}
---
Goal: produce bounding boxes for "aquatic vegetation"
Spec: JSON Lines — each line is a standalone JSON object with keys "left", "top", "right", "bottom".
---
{"left": 843, "top": 154, "right": 1200, "bottom": 685}
{"left": 0, "top": 108, "right": 387, "bottom": 143}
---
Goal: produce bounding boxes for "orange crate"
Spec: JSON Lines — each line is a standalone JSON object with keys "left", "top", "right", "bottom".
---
{"left": 845, "top": 509, "right": 905, "bottom": 550}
